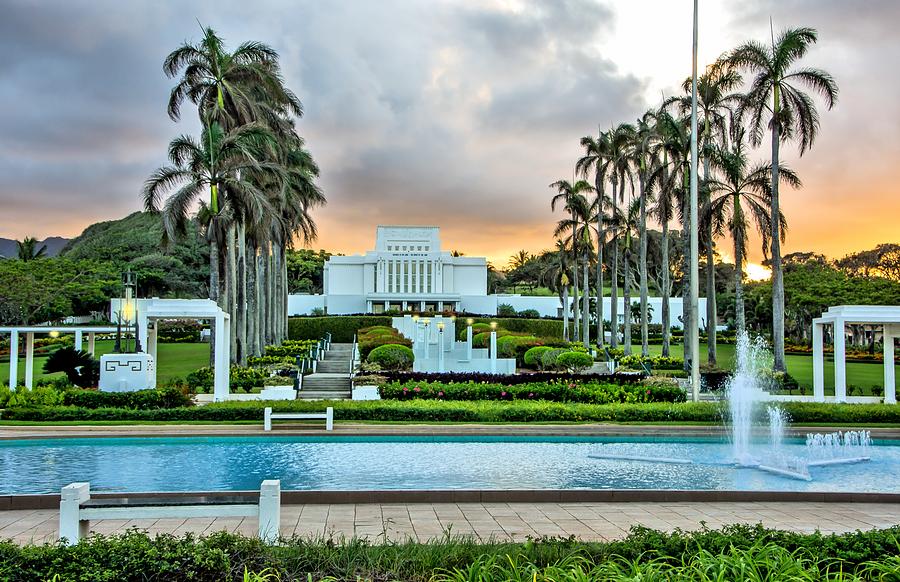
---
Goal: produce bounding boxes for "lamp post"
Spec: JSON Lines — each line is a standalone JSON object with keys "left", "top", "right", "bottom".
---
{"left": 412, "top": 314, "right": 420, "bottom": 357}
{"left": 688, "top": 0, "right": 701, "bottom": 402}
{"left": 448, "top": 315, "right": 456, "bottom": 353}
{"left": 466, "top": 318, "right": 474, "bottom": 361}
{"left": 422, "top": 318, "right": 431, "bottom": 361}
{"left": 116, "top": 270, "right": 138, "bottom": 353}
{"left": 437, "top": 322, "right": 445, "bottom": 372}
{"left": 489, "top": 321, "right": 498, "bottom": 373}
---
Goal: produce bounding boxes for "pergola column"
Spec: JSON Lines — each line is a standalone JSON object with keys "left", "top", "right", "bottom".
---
{"left": 74, "top": 330, "right": 83, "bottom": 352}
{"left": 147, "top": 324, "right": 158, "bottom": 361}
{"left": 87, "top": 332, "right": 96, "bottom": 356}
{"left": 213, "top": 313, "right": 231, "bottom": 402}
{"left": 24, "top": 332, "right": 34, "bottom": 390}
{"left": 812, "top": 319, "right": 825, "bottom": 402}
{"left": 8, "top": 330, "right": 18, "bottom": 390}
{"left": 885, "top": 326, "right": 896, "bottom": 404}
{"left": 834, "top": 318, "right": 847, "bottom": 402}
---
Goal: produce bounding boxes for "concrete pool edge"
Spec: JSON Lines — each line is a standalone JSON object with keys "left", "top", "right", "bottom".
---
{"left": 4, "top": 423, "right": 900, "bottom": 440}
{"left": 4, "top": 489, "right": 900, "bottom": 510}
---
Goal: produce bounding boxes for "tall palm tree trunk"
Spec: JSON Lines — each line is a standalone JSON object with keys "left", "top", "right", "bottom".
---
{"left": 582, "top": 257, "right": 590, "bottom": 348}
{"left": 257, "top": 246, "right": 267, "bottom": 352}
{"left": 703, "top": 155, "right": 717, "bottom": 366}
{"left": 236, "top": 223, "right": 247, "bottom": 365}
{"left": 208, "top": 236, "right": 220, "bottom": 368}
{"left": 733, "top": 198, "right": 746, "bottom": 336}
{"left": 610, "top": 181, "right": 619, "bottom": 349}
{"left": 623, "top": 241, "right": 633, "bottom": 356}
{"left": 770, "top": 117, "right": 786, "bottom": 371}
{"left": 226, "top": 224, "right": 238, "bottom": 363}
{"left": 596, "top": 238, "right": 604, "bottom": 349}
{"left": 661, "top": 219, "right": 671, "bottom": 357}
{"left": 246, "top": 241, "right": 259, "bottom": 358}
{"left": 638, "top": 171, "right": 649, "bottom": 357}
{"left": 682, "top": 180, "right": 693, "bottom": 372}
{"left": 571, "top": 212, "right": 580, "bottom": 343}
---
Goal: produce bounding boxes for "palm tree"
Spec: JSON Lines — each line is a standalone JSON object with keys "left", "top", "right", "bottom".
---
{"left": 607, "top": 195, "right": 640, "bottom": 355}
{"left": 707, "top": 130, "right": 797, "bottom": 335}
{"left": 143, "top": 121, "right": 282, "bottom": 314}
{"left": 508, "top": 250, "right": 532, "bottom": 271}
{"left": 606, "top": 124, "right": 635, "bottom": 348}
{"left": 16, "top": 237, "right": 47, "bottom": 261}
{"left": 728, "top": 26, "right": 838, "bottom": 371}
{"left": 550, "top": 179, "right": 594, "bottom": 343}
{"left": 578, "top": 129, "right": 613, "bottom": 348}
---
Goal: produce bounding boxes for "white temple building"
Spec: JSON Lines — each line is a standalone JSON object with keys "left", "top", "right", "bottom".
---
{"left": 289, "top": 225, "right": 706, "bottom": 327}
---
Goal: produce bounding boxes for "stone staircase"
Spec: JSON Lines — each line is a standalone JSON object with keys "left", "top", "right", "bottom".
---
{"left": 298, "top": 342, "right": 354, "bottom": 400}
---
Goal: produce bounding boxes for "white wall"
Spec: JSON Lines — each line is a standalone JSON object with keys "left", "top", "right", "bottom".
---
{"left": 288, "top": 294, "right": 325, "bottom": 315}
{"left": 452, "top": 259, "right": 488, "bottom": 294}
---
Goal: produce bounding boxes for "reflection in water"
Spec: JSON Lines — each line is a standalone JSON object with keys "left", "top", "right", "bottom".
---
{"left": 0, "top": 437, "right": 898, "bottom": 494}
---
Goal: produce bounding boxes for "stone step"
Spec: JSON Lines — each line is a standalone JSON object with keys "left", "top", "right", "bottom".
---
{"left": 297, "top": 391, "right": 351, "bottom": 400}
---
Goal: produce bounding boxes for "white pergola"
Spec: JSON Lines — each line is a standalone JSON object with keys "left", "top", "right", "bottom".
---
{"left": 1, "top": 326, "right": 117, "bottom": 390}
{"left": 135, "top": 298, "right": 231, "bottom": 402}
{"left": 812, "top": 305, "right": 899, "bottom": 403}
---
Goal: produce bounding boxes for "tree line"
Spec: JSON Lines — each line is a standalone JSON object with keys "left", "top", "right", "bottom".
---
{"left": 546, "top": 26, "right": 838, "bottom": 372}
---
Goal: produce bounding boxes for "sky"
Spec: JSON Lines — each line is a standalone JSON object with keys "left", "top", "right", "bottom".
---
{"left": 1, "top": 0, "right": 897, "bottom": 272}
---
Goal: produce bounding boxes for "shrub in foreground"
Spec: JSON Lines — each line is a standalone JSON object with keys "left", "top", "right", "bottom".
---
{"left": 367, "top": 344, "right": 415, "bottom": 371}
{"left": 2, "top": 525, "right": 900, "bottom": 581}
{"left": 380, "top": 380, "right": 685, "bottom": 404}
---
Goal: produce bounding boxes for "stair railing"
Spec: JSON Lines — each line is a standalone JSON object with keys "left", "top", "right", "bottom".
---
{"left": 349, "top": 333, "right": 358, "bottom": 380}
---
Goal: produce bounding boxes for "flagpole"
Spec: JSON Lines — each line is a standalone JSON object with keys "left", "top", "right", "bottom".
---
{"left": 689, "top": 0, "right": 701, "bottom": 402}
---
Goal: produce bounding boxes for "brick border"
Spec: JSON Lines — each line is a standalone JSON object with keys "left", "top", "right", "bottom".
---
{"left": 5, "top": 489, "right": 900, "bottom": 510}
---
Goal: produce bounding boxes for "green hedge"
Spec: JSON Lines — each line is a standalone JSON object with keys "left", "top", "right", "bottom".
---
{"left": 62, "top": 387, "right": 193, "bottom": 409}
{"left": 380, "top": 380, "right": 684, "bottom": 404}
{"left": 288, "top": 316, "right": 393, "bottom": 342}
{"left": 7, "top": 400, "right": 900, "bottom": 424}
{"left": 2, "top": 525, "right": 900, "bottom": 581}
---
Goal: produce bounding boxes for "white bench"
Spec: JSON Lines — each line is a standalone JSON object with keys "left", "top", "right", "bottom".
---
{"left": 264, "top": 406, "right": 333, "bottom": 431}
{"left": 59, "top": 480, "right": 281, "bottom": 545}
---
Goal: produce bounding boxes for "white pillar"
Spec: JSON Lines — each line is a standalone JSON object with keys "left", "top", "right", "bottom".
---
{"left": 438, "top": 329, "right": 445, "bottom": 373}
{"left": 399, "top": 259, "right": 406, "bottom": 293}
{"left": 438, "top": 301, "right": 444, "bottom": 312}
{"left": 812, "top": 321, "right": 825, "bottom": 402}
{"left": 384, "top": 301, "right": 390, "bottom": 312}
{"left": 148, "top": 324, "right": 158, "bottom": 360}
{"left": 490, "top": 331, "right": 497, "bottom": 373}
{"left": 59, "top": 482, "right": 91, "bottom": 545}
{"left": 213, "top": 314, "right": 230, "bottom": 402}
{"left": 8, "top": 330, "right": 18, "bottom": 390}
{"left": 834, "top": 319, "right": 847, "bottom": 402}
{"left": 885, "top": 329, "right": 896, "bottom": 404}
{"left": 87, "top": 332, "right": 96, "bottom": 356}
{"left": 74, "top": 330, "right": 83, "bottom": 352}
{"left": 258, "top": 479, "right": 281, "bottom": 543}
{"left": 466, "top": 325, "right": 473, "bottom": 361}
{"left": 24, "top": 332, "right": 34, "bottom": 390}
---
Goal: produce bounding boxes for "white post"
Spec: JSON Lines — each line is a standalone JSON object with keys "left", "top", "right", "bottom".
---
{"left": 8, "top": 330, "right": 18, "bottom": 390}
{"left": 438, "top": 329, "right": 445, "bottom": 373}
{"left": 148, "top": 324, "right": 158, "bottom": 360}
{"left": 466, "top": 324, "right": 473, "bottom": 361}
{"left": 490, "top": 331, "right": 497, "bottom": 373}
{"left": 59, "top": 482, "right": 91, "bottom": 545}
{"left": 884, "top": 328, "right": 896, "bottom": 404}
{"left": 325, "top": 406, "right": 334, "bottom": 431}
{"left": 688, "top": 0, "right": 700, "bottom": 402}
{"left": 24, "top": 332, "right": 34, "bottom": 390}
{"left": 213, "top": 314, "right": 230, "bottom": 402}
{"left": 264, "top": 407, "right": 273, "bottom": 431}
{"left": 257, "top": 479, "right": 281, "bottom": 543}
{"left": 74, "top": 330, "right": 83, "bottom": 352}
{"left": 834, "top": 319, "right": 847, "bottom": 402}
{"left": 87, "top": 332, "right": 96, "bottom": 356}
{"left": 812, "top": 321, "right": 825, "bottom": 402}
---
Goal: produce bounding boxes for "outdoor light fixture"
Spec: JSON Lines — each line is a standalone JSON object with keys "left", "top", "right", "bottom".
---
{"left": 412, "top": 315, "right": 420, "bottom": 322}
{"left": 466, "top": 318, "right": 474, "bottom": 326}
{"left": 48, "top": 330, "right": 60, "bottom": 338}
{"left": 489, "top": 321, "right": 497, "bottom": 330}
{"left": 437, "top": 322, "right": 445, "bottom": 332}
{"left": 115, "top": 269, "right": 139, "bottom": 353}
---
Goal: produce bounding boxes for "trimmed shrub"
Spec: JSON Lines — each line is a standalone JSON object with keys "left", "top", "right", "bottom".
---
{"left": 518, "top": 309, "right": 540, "bottom": 318}
{"left": 497, "top": 303, "right": 517, "bottom": 316}
{"left": 556, "top": 351, "right": 594, "bottom": 373}
{"left": 523, "top": 346, "right": 553, "bottom": 369}
{"left": 541, "top": 348, "right": 566, "bottom": 371}
{"left": 288, "top": 316, "right": 392, "bottom": 342}
{"left": 358, "top": 326, "right": 412, "bottom": 360}
{"left": 367, "top": 344, "right": 415, "bottom": 371}
{"left": 381, "top": 371, "right": 645, "bottom": 386}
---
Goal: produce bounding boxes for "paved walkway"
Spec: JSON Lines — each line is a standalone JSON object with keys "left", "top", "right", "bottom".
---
{"left": 4, "top": 501, "right": 900, "bottom": 545}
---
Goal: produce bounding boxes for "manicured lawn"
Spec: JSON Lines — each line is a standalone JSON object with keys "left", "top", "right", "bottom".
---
{"left": 0, "top": 340, "right": 208, "bottom": 385}
{"left": 637, "top": 341, "right": 898, "bottom": 395}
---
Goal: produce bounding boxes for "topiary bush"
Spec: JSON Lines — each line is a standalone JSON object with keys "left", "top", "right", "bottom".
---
{"left": 556, "top": 351, "right": 594, "bottom": 373}
{"left": 541, "top": 348, "right": 566, "bottom": 371}
{"left": 497, "top": 303, "right": 517, "bottom": 317}
{"left": 367, "top": 344, "right": 415, "bottom": 371}
{"left": 523, "top": 346, "right": 553, "bottom": 369}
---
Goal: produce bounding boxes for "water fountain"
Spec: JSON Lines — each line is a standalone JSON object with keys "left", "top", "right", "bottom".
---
{"left": 591, "top": 330, "right": 874, "bottom": 482}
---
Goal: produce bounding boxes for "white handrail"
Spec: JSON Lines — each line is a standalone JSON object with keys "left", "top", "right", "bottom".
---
{"left": 349, "top": 333, "right": 357, "bottom": 379}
